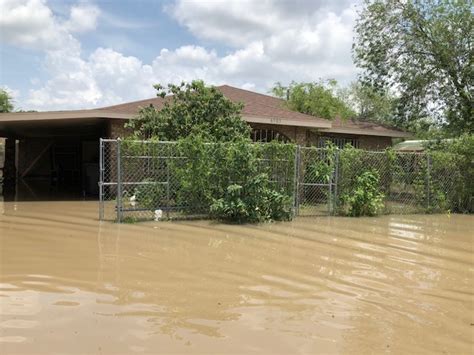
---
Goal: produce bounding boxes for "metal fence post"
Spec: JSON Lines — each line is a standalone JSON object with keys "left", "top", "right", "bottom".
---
{"left": 426, "top": 153, "right": 431, "bottom": 210}
{"left": 333, "top": 150, "right": 340, "bottom": 215}
{"left": 99, "top": 138, "right": 104, "bottom": 220}
{"left": 328, "top": 149, "right": 332, "bottom": 214}
{"left": 166, "top": 144, "right": 171, "bottom": 219}
{"left": 116, "top": 138, "right": 123, "bottom": 223}
{"left": 293, "top": 145, "right": 301, "bottom": 216}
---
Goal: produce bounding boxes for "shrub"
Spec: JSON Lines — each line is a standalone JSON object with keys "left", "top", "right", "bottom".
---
{"left": 172, "top": 135, "right": 295, "bottom": 222}
{"left": 173, "top": 135, "right": 215, "bottom": 212}
{"left": 305, "top": 158, "right": 333, "bottom": 184}
{"left": 341, "top": 170, "right": 385, "bottom": 216}
{"left": 427, "top": 134, "right": 473, "bottom": 213}
{"left": 210, "top": 173, "right": 293, "bottom": 223}
{"left": 133, "top": 180, "right": 165, "bottom": 210}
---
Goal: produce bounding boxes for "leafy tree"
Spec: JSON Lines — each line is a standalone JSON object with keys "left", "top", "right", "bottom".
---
{"left": 125, "top": 81, "right": 294, "bottom": 223}
{"left": 0, "top": 89, "right": 13, "bottom": 113}
{"left": 272, "top": 80, "right": 356, "bottom": 120}
{"left": 127, "top": 80, "right": 250, "bottom": 142}
{"left": 341, "top": 82, "right": 396, "bottom": 124}
{"left": 353, "top": 0, "right": 473, "bottom": 134}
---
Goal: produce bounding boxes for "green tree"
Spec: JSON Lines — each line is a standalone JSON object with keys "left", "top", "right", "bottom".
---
{"left": 272, "top": 80, "right": 356, "bottom": 120}
{"left": 353, "top": 0, "right": 473, "bottom": 134}
{"left": 341, "top": 82, "right": 396, "bottom": 124}
{"left": 127, "top": 80, "right": 250, "bottom": 142}
{"left": 0, "top": 89, "right": 13, "bottom": 113}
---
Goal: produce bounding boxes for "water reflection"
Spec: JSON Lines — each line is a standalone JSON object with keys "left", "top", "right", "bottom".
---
{"left": 0, "top": 201, "right": 473, "bottom": 354}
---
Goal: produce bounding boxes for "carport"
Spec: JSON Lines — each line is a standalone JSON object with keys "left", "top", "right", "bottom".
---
{"left": 0, "top": 110, "right": 130, "bottom": 201}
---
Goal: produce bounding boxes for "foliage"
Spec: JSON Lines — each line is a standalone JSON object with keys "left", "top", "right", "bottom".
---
{"left": 210, "top": 173, "right": 293, "bottom": 223}
{"left": 272, "top": 80, "right": 356, "bottom": 120}
{"left": 116, "top": 138, "right": 472, "bottom": 222}
{"left": 0, "top": 89, "right": 13, "bottom": 113}
{"left": 133, "top": 180, "right": 165, "bottom": 210}
{"left": 341, "top": 82, "right": 397, "bottom": 125}
{"left": 126, "top": 80, "right": 250, "bottom": 142}
{"left": 341, "top": 170, "right": 385, "bottom": 217}
{"left": 121, "top": 80, "right": 295, "bottom": 223}
{"left": 173, "top": 135, "right": 216, "bottom": 210}
{"left": 426, "top": 134, "right": 474, "bottom": 212}
{"left": 353, "top": 0, "right": 473, "bottom": 134}
{"left": 306, "top": 159, "right": 333, "bottom": 184}
{"left": 171, "top": 135, "right": 295, "bottom": 222}
{"left": 304, "top": 143, "right": 337, "bottom": 184}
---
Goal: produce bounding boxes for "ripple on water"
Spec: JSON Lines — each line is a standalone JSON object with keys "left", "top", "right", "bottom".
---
{"left": 0, "top": 201, "right": 472, "bottom": 354}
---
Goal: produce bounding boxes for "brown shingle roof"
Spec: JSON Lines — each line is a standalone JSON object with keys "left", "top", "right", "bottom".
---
{"left": 98, "top": 85, "right": 331, "bottom": 129}
{"left": 319, "top": 117, "right": 411, "bottom": 138}
{"left": 97, "top": 85, "right": 409, "bottom": 136}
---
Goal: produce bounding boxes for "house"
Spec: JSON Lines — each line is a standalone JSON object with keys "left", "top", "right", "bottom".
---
{"left": 0, "top": 85, "right": 410, "bottom": 200}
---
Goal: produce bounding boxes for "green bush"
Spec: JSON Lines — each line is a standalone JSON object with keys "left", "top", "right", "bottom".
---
{"left": 173, "top": 135, "right": 215, "bottom": 211}
{"left": 340, "top": 170, "right": 385, "bottom": 217}
{"left": 171, "top": 135, "right": 295, "bottom": 222}
{"left": 305, "top": 159, "right": 333, "bottom": 184}
{"left": 133, "top": 180, "right": 165, "bottom": 210}
{"left": 210, "top": 173, "right": 293, "bottom": 223}
{"left": 427, "top": 134, "right": 473, "bottom": 213}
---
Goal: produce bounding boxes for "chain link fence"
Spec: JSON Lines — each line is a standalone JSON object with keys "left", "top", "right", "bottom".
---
{"left": 99, "top": 139, "right": 466, "bottom": 222}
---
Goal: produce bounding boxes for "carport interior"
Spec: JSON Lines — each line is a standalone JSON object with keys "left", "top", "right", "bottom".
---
{"left": 0, "top": 118, "right": 107, "bottom": 201}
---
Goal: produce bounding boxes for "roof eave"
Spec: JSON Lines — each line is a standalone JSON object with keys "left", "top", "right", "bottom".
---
{"left": 243, "top": 115, "right": 331, "bottom": 129}
{"left": 0, "top": 110, "right": 134, "bottom": 122}
{"left": 318, "top": 127, "right": 412, "bottom": 138}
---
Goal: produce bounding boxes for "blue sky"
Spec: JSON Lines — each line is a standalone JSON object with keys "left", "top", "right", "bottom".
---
{"left": 0, "top": 0, "right": 359, "bottom": 111}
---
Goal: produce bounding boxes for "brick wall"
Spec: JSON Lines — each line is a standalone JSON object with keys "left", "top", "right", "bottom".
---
{"left": 308, "top": 131, "right": 392, "bottom": 150}
{"left": 358, "top": 135, "right": 393, "bottom": 150}
{"left": 249, "top": 123, "right": 310, "bottom": 145}
{"left": 107, "top": 119, "right": 133, "bottom": 139}
{"left": 105, "top": 119, "right": 393, "bottom": 150}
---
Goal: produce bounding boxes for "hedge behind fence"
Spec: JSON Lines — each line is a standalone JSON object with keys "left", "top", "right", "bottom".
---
{"left": 108, "top": 137, "right": 472, "bottom": 223}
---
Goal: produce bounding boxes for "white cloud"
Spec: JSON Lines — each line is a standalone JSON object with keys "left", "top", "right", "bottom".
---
{"left": 0, "top": 0, "right": 98, "bottom": 50}
{"left": 3, "top": 0, "right": 360, "bottom": 110}
{"left": 0, "top": 0, "right": 71, "bottom": 50}
{"left": 169, "top": 0, "right": 355, "bottom": 47}
{"left": 26, "top": 46, "right": 221, "bottom": 110}
{"left": 64, "top": 3, "right": 100, "bottom": 33}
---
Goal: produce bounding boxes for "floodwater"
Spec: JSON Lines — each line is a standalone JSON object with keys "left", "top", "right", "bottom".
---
{"left": 0, "top": 201, "right": 473, "bottom": 354}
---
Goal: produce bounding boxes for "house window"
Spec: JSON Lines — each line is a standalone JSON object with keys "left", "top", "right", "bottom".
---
{"left": 318, "top": 136, "right": 359, "bottom": 149}
{"left": 251, "top": 129, "right": 290, "bottom": 143}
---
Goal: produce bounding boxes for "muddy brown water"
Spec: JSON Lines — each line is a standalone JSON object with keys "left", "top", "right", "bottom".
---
{"left": 0, "top": 201, "right": 472, "bottom": 354}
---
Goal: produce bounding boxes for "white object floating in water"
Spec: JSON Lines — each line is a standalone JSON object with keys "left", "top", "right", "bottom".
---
{"left": 130, "top": 195, "right": 137, "bottom": 207}
{"left": 154, "top": 209, "right": 163, "bottom": 221}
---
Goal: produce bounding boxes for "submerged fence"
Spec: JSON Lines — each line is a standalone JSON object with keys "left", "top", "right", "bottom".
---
{"left": 99, "top": 139, "right": 466, "bottom": 222}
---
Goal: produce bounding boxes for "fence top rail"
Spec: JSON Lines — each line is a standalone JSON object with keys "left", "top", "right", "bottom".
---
{"left": 100, "top": 138, "right": 178, "bottom": 144}
{"left": 100, "top": 138, "right": 455, "bottom": 157}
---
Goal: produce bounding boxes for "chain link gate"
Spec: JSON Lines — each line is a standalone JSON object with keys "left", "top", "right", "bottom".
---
{"left": 296, "top": 147, "right": 337, "bottom": 216}
{"left": 99, "top": 139, "right": 120, "bottom": 221}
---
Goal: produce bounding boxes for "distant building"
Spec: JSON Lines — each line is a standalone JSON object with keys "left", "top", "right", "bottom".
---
{"left": 0, "top": 85, "right": 410, "bottom": 199}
